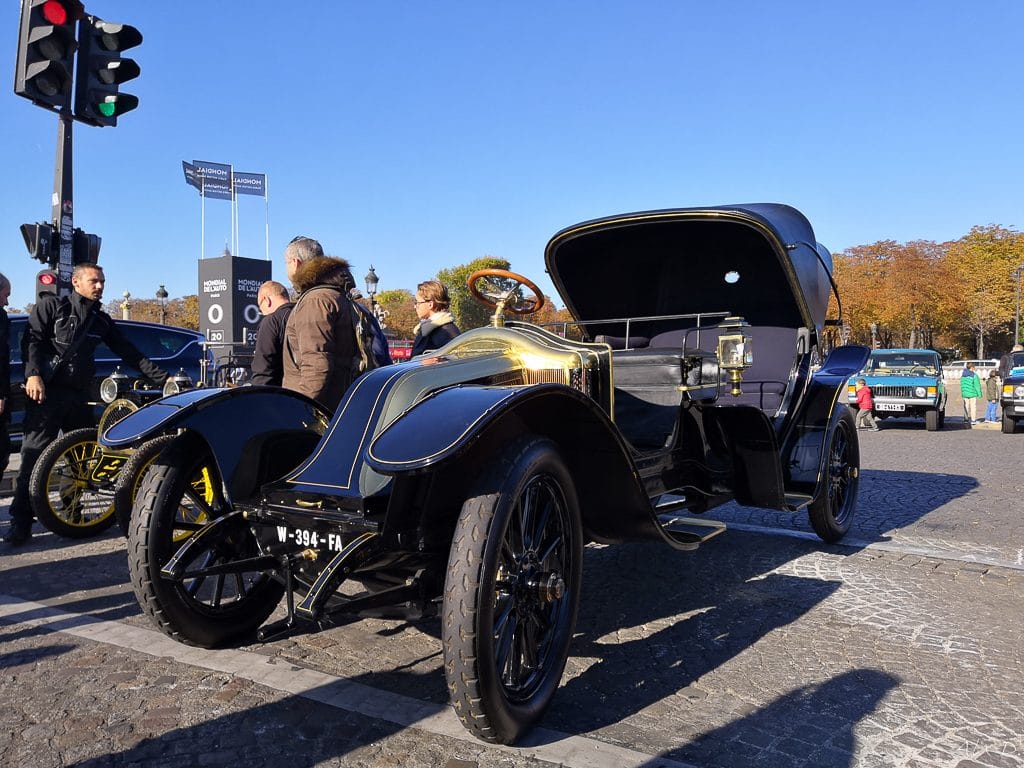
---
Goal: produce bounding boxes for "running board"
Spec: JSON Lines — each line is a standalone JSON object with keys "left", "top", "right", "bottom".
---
{"left": 657, "top": 514, "right": 727, "bottom": 551}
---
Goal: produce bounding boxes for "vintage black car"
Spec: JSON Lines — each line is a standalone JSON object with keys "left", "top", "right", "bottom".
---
{"left": 102, "top": 203, "right": 869, "bottom": 744}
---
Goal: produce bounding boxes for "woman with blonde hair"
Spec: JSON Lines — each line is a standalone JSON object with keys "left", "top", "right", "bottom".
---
{"left": 411, "top": 279, "right": 460, "bottom": 355}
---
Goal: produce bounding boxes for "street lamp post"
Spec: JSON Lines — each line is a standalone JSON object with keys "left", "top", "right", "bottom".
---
{"left": 1014, "top": 265, "right": 1024, "bottom": 346}
{"left": 121, "top": 291, "right": 131, "bottom": 321}
{"left": 869, "top": 322, "right": 878, "bottom": 349}
{"left": 364, "top": 265, "right": 385, "bottom": 328}
{"left": 156, "top": 284, "right": 168, "bottom": 325}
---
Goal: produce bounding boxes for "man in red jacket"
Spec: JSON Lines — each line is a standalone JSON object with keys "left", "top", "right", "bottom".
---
{"left": 854, "top": 378, "right": 880, "bottom": 431}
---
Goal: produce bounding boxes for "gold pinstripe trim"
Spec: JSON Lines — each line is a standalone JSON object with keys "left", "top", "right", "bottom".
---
{"left": 366, "top": 388, "right": 523, "bottom": 467}
{"left": 285, "top": 366, "right": 410, "bottom": 491}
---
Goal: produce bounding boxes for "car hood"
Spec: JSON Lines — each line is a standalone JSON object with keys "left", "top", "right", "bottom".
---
{"left": 544, "top": 204, "right": 835, "bottom": 341}
{"left": 848, "top": 374, "right": 939, "bottom": 387}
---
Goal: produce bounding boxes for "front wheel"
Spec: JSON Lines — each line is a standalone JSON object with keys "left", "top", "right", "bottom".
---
{"left": 127, "top": 433, "right": 284, "bottom": 648}
{"left": 1003, "top": 413, "right": 1018, "bottom": 434}
{"left": 113, "top": 434, "right": 177, "bottom": 536}
{"left": 28, "top": 427, "right": 120, "bottom": 538}
{"left": 925, "top": 408, "right": 941, "bottom": 431}
{"left": 808, "top": 409, "right": 860, "bottom": 543}
{"left": 443, "top": 437, "right": 582, "bottom": 744}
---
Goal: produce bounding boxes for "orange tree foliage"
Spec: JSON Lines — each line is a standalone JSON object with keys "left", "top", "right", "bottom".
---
{"left": 375, "top": 288, "right": 416, "bottom": 339}
{"left": 940, "top": 225, "right": 1024, "bottom": 357}
{"left": 830, "top": 240, "right": 951, "bottom": 348}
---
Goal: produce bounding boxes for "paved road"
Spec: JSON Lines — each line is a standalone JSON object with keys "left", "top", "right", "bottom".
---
{"left": 1, "top": 422, "right": 1022, "bottom": 768}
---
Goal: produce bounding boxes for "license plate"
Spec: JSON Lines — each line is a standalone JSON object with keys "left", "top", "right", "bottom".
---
{"left": 274, "top": 526, "right": 345, "bottom": 552}
{"left": 90, "top": 453, "right": 128, "bottom": 482}
{"left": 876, "top": 403, "right": 905, "bottom": 412}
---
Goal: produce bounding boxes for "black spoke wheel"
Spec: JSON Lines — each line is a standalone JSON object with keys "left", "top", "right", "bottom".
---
{"left": 127, "top": 433, "right": 284, "bottom": 648}
{"left": 808, "top": 409, "right": 860, "bottom": 543}
{"left": 113, "top": 434, "right": 177, "bottom": 536}
{"left": 443, "top": 436, "right": 582, "bottom": 744}
{"left": 28, "top": 427, "right": 119, "bottom": 538}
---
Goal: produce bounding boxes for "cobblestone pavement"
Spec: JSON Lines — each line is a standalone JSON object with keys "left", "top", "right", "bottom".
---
{"left": 1, "top": 424, "right": 1022, "bottom": 768}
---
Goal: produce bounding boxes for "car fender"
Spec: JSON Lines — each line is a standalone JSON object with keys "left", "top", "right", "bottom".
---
{"left": 782, "top": 344, "right": 870, "bottom": 496}
{"left": 365, "top": 383, "right": 666, "bottom": 545}
{"left": 100, "top": 386, "right": 329, "bottom": 501}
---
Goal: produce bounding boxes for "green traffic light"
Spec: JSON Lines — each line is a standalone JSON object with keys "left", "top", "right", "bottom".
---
{"left": 98, "top": 101, "right": 116, "bottom": 117}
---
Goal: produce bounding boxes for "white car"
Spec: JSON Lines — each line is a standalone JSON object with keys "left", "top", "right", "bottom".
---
{"left": 943, "top": 359, "right": 998, "bottom": 379}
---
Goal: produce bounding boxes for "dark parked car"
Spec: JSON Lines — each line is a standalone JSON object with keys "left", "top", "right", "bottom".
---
{"left": 5, "top": 315, "right": 209, "bottom": 442}
{"left": 103, "top": 203, "right": 869, "bottom": 744}
{"left": 999, "top": 351, "right": 1024, "bottom": 433}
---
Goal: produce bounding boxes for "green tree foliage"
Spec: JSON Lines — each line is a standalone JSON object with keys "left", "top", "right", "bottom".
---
{"left": 437, "top": 256, "right": 511, "bottom": 330}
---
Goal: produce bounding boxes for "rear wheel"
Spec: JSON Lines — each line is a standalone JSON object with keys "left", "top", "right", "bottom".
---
{"left": 127, "top": 433, "right": 283, "bottom": 647}
{"left": 808, "top": 409, "right": 859, "bottom": 543}
{"left": 28, "top": 427, "right": 119, "bottom": 538}
{"left": 443, "top": 437, "right": 582, "bottom": 744}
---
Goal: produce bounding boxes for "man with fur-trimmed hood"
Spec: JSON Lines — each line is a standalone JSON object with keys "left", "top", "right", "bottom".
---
{"left": 282, "top": 255, "right": 359, "bottom": 412}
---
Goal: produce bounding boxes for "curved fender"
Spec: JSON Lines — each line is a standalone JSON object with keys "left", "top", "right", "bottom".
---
{"left": 366, "top": 383, "right": 669, "bottom": 546}
{"left": 99, "top": 386, "right": 329, "bottom": 501}
{"left": 782, "top": 344, "right": 869, "bottom": 495}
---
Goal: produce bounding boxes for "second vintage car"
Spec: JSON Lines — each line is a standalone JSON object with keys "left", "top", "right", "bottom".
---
{"left": 847, "top": 348, "right": 946, "bottom": 430}
{"left": 103, "top": 203, "right": 868, "bottom": 744}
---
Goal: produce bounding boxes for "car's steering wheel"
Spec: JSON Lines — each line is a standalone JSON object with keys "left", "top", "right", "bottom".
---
{"left": 468, "top": 269, "right": 545, "bottom": 315}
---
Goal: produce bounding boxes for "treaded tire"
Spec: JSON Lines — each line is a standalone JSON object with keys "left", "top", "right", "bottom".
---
{"left": 808, "top": 409, "right": 860, "bottom": 543}
{"left": 126, "top": 433, "right": 284, "bottom": 648}
{"left": 28, "top": 427, "right": 118, "bottom": 538}
{"left": 1003, "top": 413, "right": 1017, "bottom": 434}
{"left": 925, "top": 409, "right": 940, "bottom": 431}
{"left": 113, "top": 434, "right": 177, "bottom": 536}
{"left": 443, "top": 436, "right": 582, "bottom": 744}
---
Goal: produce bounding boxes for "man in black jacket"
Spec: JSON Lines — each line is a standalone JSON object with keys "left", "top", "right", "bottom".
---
{"left": 4, "top": 263, "right": 168, "bottom": 546}
{"left": 250, "top": 280, "right": 294, "bottom": 386}
{"left": 0, "top": 273, "right": 10, "bottom": 493}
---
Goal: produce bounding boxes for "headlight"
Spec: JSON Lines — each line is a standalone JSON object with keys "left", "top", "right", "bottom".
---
{"left": 1016, "top": 385, "right": 1024, "bottom": 398}
{"left": 99, "top": 367, "right": 130, "bottom": 403}
{"left": 163, "top": 368, "right": 194, "bottom": 398}
{"left": 914, "top": 386, "right": 927, "bottom": 398}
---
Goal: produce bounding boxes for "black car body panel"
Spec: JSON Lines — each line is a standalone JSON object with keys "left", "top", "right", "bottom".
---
{"left": 6, "top": 314, "right": 209, "bottom": 440}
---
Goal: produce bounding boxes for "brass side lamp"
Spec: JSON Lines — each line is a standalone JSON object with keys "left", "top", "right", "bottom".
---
{"left": 716, "top": 317, "right": 754, "bottom": 397}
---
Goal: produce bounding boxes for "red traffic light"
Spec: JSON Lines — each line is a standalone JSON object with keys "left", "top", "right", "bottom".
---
{"left": 38, "top": 272, "right": 57, "bottom": 286}
{"left": 41, "top": 0, "right": 68, "bottom": 25}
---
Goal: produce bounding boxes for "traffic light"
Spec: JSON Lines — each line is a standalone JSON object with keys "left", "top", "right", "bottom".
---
{"left": 14, "top": 0, "right": 82, "bottom": 110}
{"left": 20, "top": 221, "right": 56, "bottom": 264}
{"left": 73, "top": 15, "right": 142, "bottom": 127}
{"left": 73, "top": 228, "right": 101, "bottom": 264}
{"left": 36, "top": 268, "right": 59, "bottom": 297}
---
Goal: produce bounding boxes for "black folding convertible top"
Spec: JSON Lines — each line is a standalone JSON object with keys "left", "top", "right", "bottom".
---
{"left": 544, "top": 204, "right": 834, "bottom": 340}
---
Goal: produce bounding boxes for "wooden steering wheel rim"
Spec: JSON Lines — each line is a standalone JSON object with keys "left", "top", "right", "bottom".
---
{"left": 467, "top": 269, "right": 546, "bottom": 315}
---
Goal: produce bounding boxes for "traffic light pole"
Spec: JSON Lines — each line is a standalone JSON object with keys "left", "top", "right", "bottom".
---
{"left": 52, "top": 109, "right": 74, "bottom": 296}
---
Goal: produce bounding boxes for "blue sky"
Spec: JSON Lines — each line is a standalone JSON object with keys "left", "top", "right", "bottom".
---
{"left": 3, "top": 1, "right": 1023, "bottom": 310}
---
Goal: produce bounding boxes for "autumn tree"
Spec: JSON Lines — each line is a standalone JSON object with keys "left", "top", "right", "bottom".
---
{"left": 941, "top": 225, "right": 1024, "bottom": 357}
{"left": 831, "top": 240, "right": 951, "bottom": 348}
{"left": 375, "top": 288, "right": 416, "bottom": 339}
